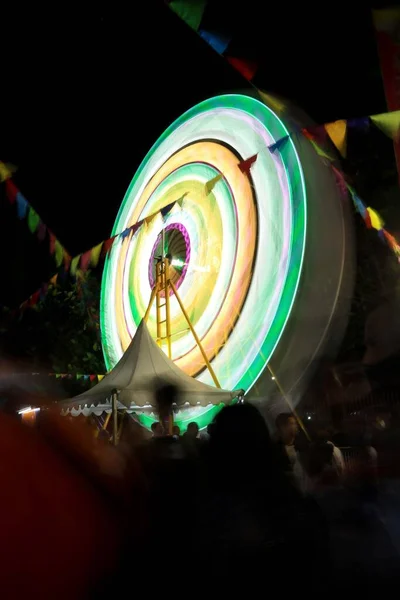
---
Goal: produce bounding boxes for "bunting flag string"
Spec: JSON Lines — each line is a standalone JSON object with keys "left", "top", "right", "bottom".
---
{"left": 6, "top": 111, "right": 400, "bottom": 319}
{"left": 49, "top": 372, "right": 105, "bottom": 382}
{"left": 2, "top": 173, "right": 71, "bottom": 268}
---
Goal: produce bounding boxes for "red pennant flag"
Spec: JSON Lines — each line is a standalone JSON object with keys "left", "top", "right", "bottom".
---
{"left": 5, "top": 179, "right": 18, "bottom": 204}
{"left": 89, "top": 375, "right": 96, "bottom": 382}
{"left": 29, "top": 291, "right": 40, "bottom": 306}
{"left": 364, "top": 212, "right": 372, "bottom": 228}
{"left": 49, "top": 231, "right": 56, "bottom": 254}
{"left": 226, "top": 56, "right": 258, "bottom": 81}
{"left": 80, "top": 250, "right": 92, "bottom": 271}
{"left": 238, "top": 154, "right": 258, "bottom": 175}
{"left": 101, "top": 236, "right": 116, "bottom": 258}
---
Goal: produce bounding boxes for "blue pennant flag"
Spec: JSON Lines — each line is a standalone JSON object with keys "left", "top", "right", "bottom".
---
{"left": 16, "top": 192, "right": 28, "bottom": 219}
{"left": 199, "top": 29, "right": 231, "bottom": 54}
{"left": 269, "top": 135, "right": 290, "bottom": 154}
{"left": 120, "top": 227, "right": 131, "bottom": 240}
{"left": 161, "top": 202, "right": 175, "bottom": 218}
{"left": 351, "top": 192, "right": 367, "bottom": 218}
{"left": 347, "top": 117, "right": 369, "bottom": 132}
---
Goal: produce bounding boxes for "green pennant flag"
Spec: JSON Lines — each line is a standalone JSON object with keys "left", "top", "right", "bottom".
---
{"left": 169, "top": 0, "right": 207, "bottom": 31}
{"left": 70, "top": 255, "right": 80, "bottom": 277}
{"left": 54, "top": 240, "right": 64, "bottom": 267}
{"left": 90, "top": 242, "right": 103, "bottom": 267}
{"left": 370, "top": 111, "right": 400, "bottom": 141}
{"left": 27, "top": 207, "right": 40, "bottom": 233}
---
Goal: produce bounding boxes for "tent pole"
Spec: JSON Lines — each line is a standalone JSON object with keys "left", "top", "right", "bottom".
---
{"left": 111, "top": 389, "right": 118, "bottom": 446}
{"left": 266, "top": 364, "right": 310, "bottom": 441}
{"left": 169, "top": 280, "right": 221, "bottom": 388}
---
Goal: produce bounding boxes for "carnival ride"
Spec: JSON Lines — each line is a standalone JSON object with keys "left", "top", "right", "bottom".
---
{"left": 98, "top": 92, "right": 354, "bottom": 430}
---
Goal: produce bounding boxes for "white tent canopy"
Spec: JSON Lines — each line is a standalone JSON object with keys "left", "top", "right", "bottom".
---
{"left": 63, "top": 320, "right": 243, "bottom": 411}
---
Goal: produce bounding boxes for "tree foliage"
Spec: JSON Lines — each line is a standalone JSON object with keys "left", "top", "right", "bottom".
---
{"left": 0, "top": 272, "right": 105, "bottom": 376}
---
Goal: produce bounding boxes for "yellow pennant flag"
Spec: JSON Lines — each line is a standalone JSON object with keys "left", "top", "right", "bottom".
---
{"left": 0, "top": 162, "right": 17, "bottom": 182}
{"left": 324, "top": 120, "right": 347, "bottom": 157}
{"left": 367, "top": 207, "right": 384, "bottom": 231}
{"left": 90, "top": 242, "right": 103, "bottom": 267}
{"left": 49, "top": 273, "right": 58, "bottom": 286}
{"left": 257, "top": 90, "right": 286, "bottom": 114}
{"left": 370, "top": 111, "right": 400, "bottom": 141}
{"left": 145, "top": 213, "right": 157, "bottom": 227}
{"left": 98, "top": 374, "right": 105, "bottom": 382}
{"left": 205, "top": 173, "right": 223, "bottom": 195}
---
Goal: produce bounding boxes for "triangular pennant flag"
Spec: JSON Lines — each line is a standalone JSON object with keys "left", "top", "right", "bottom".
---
{"left": 161, "top": 202, "right": 176, "bottom": 218}
{"left": 205, "top": 173, "right": 223, "bottom": 195}
{"left": 16, "top": 192, "right": 28, "bottom": 219}
{"left": 238, "top": 154, "right": 258, "bottom": 174}
{"left": 55, "top": 374, "right": 61, "bottom": 379}
{"left": 0, "top": 162, "right": 16, "bottom": 182}
{"left": 364, "top": 211, "right": 372, "bottom": 228}
{"left": 169, "top": 0, "right": 207, "bottom": 31}
{"left": 144, "top": 213, "right": 158, "bottom": 226}
{"left": 383, "top": 229, "right": 400, "bottom": 253}
{"left": 199, "top": 28, "right": 231, "bottom": 54}
{"left": 370, "top": 111, "right": 400, "bottom": 141}
{"left": 77, "top": 374, "right": 83, "bottom": 380}
{"left": 37, "top": 222, "right": 47, "bottom": 242}
{"left": 63, "top": 253, "right": 71, "bottom": 271}
{"left": 39, "top": 283, "right": 49, "bottom": 301}
{"left": 366, "top": 207, "right": 384, "bottom": 231}
{"left": 5, "top": 179, "right": 18, "bottom": 204}
{"left": 49, "top": 273, "right": 58, "bottom": 286}
{"left": 331, "top": 165, "right": 348, "bottom": 196}
{"left": 309, "top": 139, "right": 334, "bottom": 162}
{"left": 177, "top": 192, "right": 188, "bottom": 208}
{"left": 89, "top": 374, "right": 96, "bottom": 382}
{"left": 378, "top": 229, "right": 386, "bottom": 243}
{"left": 27, "top": 206, "right": 40, "bottom": 233}
{"left": 49, "top": 232, "right": 56, "bottom": 254}
{"left": 120, "top": 227, "right": 132, "bottom": 240}
{"left": 101, "top": 237, "right": 115, "bottom": 258}
{"left": 257, "top": 90, "right": 286, "bottom": 114}
{"left": 324, "top": 120, "right": 347, "bottom": 157}
{"left": 350, "top": 192, "right": 367, "bottom": 218}
{"left": 347, "top": 116, "right": 369, "bottom": 132}
{"left": 29, "top": 290, "right": 40, "bottom": 306}
{"left": 98, "top": 374, "right": 105, "bottom": 381}
{"left": 269, "top": 136, "right": 290, "bottom": 154}
{"left": 80, "top": 249, "right": 92, "bottom": 271}
{"left": 70, "top": 255, "right": 80, "bottom": 277}
{"left": 54, "top": 240, "right": 64, "bottom": 267}
{"left": 226, "top": 55, "right": 258, "bottom": 81}
{"left": 90, "top": 242, "right": 103, "bottom": 267}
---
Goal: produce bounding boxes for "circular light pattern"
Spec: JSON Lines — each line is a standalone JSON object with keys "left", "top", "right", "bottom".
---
{"left": 100, "top": 94, "right": 307, "bottom": 430}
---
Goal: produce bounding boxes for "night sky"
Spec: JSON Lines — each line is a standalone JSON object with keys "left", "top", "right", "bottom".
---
{"left": 0, "top": 3, "right": 392, "bottom": 305}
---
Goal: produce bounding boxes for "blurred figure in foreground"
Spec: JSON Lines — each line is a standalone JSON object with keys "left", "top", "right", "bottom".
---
{"left": 199, "top": 404, "right": 329, "bottom": 590}
{"left": 275, "top": 412, "right": 305, "bottom": 490}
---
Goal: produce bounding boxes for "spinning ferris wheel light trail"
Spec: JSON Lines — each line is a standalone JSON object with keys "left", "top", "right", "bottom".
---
{"left": 100, "top": 93, "right": 354, "bottom": 429}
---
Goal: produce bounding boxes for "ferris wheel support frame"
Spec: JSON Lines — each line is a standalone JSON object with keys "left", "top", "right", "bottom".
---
{"left": 143, "top": 255, "right": 221, "bottom": 390}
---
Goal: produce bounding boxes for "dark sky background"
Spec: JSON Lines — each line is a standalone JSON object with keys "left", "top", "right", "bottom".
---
{"left": 0, "top": 3, "right": 393, "bottom": 306}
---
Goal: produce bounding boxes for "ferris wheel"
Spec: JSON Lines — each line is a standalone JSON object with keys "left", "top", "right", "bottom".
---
{"left": 100, "top": 93, "right": 354, "bottom": 429}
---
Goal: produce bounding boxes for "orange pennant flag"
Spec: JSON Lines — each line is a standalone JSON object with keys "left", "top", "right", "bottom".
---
{"left": 370, "top": 111, "right": 400, "bottom": 141}
{"left": 205, "top": 173, "right": 223, "bottom": 195}
{"left": 145, "top": 213, "right": 157, "bottom": 226}
{"left": 49, "top": 274, "right": 58, "bottom": 286}
{"left": 324, "top": 120, "right": 347, "bottom": 157}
